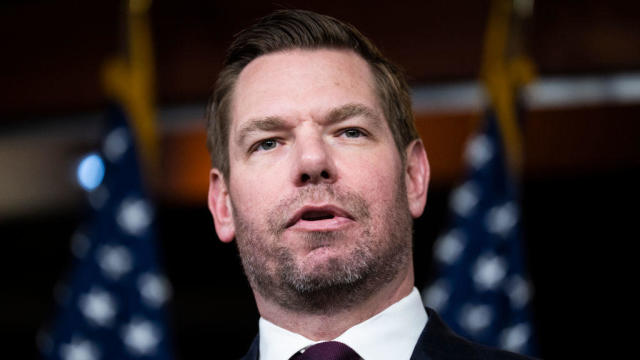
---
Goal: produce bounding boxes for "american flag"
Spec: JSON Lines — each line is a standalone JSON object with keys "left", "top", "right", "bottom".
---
{"left": 39, "top": 104, "right": 174, "bottom": 360}
{"left": 422, "top": 112, "right": 537, "bottom": 356}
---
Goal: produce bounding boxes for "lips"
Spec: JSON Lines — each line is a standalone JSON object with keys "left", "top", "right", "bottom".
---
{"left": 285, "top": 205, "right": 354, "bottom": 230}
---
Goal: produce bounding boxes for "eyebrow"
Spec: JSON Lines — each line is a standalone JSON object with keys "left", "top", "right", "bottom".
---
{"left": 236, "top": 116, "right": 288, "bottom": 146}
{"left": 326, "top": 103, "right": 382, "bottom": 126}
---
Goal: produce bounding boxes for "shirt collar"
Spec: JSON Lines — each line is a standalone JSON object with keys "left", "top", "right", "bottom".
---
{"left": 259, "top": 317, "right": 316, "bottom": 360}
{"left": 258, "top": 287, "right": 428, "bottom": 360}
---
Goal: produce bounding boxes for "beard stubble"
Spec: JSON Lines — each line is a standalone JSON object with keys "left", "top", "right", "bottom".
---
{"left": 232, "top": 181, "right": 413, "bottom": 315}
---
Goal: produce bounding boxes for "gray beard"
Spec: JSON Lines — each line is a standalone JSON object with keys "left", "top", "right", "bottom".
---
{"left": 232, "top": 183, "right": 413, "bottom": 315}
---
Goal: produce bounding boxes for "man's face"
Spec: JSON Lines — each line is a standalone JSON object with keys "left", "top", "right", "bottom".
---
{"left": 218, "top": 49, "right": 416, "bottom": 312}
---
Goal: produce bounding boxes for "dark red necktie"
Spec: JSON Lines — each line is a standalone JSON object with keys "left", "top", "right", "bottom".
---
{"left": 289, "top": 341, "right": 361, "bottom": 360}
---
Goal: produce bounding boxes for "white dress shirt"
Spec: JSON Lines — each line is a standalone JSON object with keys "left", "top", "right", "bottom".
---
{"left": 258, "top": 287, "right": 428, "bottom": 360}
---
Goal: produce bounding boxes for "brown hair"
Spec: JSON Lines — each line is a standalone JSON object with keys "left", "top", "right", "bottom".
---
{"left": 206, "top": 9, "right": 418, "bottom": 178}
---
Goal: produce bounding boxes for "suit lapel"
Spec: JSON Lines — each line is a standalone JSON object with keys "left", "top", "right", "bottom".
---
{"left": 410, "top": 307, "right": 480, "bottom": 360}
{"left": 240, "top": 335, "right": 259, "bottom": 360}
{"left": 411, "top": 307, "right": 537, "bottom": 360}
{"left": 410, "top": 312, "right": 431, "bottom": 360}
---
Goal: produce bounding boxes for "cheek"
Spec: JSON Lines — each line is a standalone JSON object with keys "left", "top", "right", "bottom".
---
{"left": 229, "top": 176, "right": 264, "bottom": 214}
{"left": 229, "top": 168, "right": 287, "bottom": 223}
{"left": 339, "top": 151, "right": 402, "bottom": 201}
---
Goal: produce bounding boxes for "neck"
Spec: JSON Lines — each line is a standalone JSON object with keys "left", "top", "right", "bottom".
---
{"left": 254, "top": 265, "right": 415, "bottom": 340}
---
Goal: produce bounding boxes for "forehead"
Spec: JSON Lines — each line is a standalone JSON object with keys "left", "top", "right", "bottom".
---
{"left": 229, "top": 49, "right": 380, "bottom": 132}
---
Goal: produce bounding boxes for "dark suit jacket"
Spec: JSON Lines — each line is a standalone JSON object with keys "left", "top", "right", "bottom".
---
{"left": 240, "top": 308, "right": 537, "bottom": 360}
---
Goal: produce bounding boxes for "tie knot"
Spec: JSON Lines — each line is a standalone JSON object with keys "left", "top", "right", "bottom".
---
{"left": 290, "top": 341, "right": 360, "bottom": 360}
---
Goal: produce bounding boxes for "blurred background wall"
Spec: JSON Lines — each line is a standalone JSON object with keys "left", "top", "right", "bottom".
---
{"left": 1, "top": 0, "right": 639, "bottom": 358}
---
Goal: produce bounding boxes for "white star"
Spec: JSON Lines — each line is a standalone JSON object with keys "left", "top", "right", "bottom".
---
{"left": 434, "top": 229, "right": 466, "bottom": 265}
{"left": 472, "top": 253, "right": 508, "bottom": 290}
{"left": 116, "top": 197, "right": 153, "bottom": 236}
{"left": 485, "top": 202, "right": 518, "bottom": 237}
{"left": 465, "top": 134, "right": 494, "bottom": 169}
{"left": 422, "top": 280, "right": 450, "bottom": 312}
{"left": 78, "top": 288, "right": 117, "bottom": 327}
{"left": 499, "top": 323, "right": 531, "bottom": 352}
{"left": 59, "top": 336, "right": 100, "bottom": 360}
{"left": 450, "top": 181, "right": 480, "bottom": 217}
{"left": 505, "top": 275, "right": 532, "bottom": 309}
{"left": 138, "top": 273, "right": 171, "bottom": 308}
{"left": 459, "top": 304, "right": 493, "bottom": 334}
{"left": 103, "top": 126, "right": 129, "bottom": 163}
{"left": 121, "top": 318, "right": 161, "bottom": 355}
{"left": 97, "top": 245, "right": 133, "bottom": 280}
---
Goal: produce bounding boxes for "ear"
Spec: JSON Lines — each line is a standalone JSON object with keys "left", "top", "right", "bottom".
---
{"left": 208, "top": 168, "right": 236, "bottom": 243}
{"left": 404, "top": 139, "right": 430, "bottom": 218}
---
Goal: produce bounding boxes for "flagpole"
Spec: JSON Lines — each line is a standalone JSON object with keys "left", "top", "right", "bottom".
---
{"left": 101, "top": 0, "right": 160, "bottom": 189}
{"left": 480, "top": 0, "right": 536, "bottom": 177}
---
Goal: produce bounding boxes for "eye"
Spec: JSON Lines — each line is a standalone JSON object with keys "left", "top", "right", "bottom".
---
{"left": 341, "top": 128, "right": 366, "bottom": 138}
{"left": 253, "top": 138, "right": 278, "bottom": 152}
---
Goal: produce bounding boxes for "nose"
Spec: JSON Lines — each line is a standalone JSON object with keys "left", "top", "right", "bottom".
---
{"left": 291, "top": 131, "right": 337, "bottom": 186}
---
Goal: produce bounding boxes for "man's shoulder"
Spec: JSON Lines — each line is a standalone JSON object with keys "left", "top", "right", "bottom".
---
{"left": 411, "top": 308, "right": 538, "bottom": 360}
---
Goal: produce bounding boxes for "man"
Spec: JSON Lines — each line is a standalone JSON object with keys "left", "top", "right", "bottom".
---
{"left": 206, "top": 9, "right": 535, "bottom": 360}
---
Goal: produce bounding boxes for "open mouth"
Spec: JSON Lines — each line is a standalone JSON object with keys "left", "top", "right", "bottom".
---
{"left": 285, "top": 205, "right": 352, "bottom": 228}
{"left": 301, "top": 210, "right": 335, "bottom": 221}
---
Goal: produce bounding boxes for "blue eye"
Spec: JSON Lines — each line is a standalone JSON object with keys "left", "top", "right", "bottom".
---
{"left": 256, "top": 139, "right": 278, "bottom": 151}
{"left": 343, "top": 128, "right": 365, "bottom": 138}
